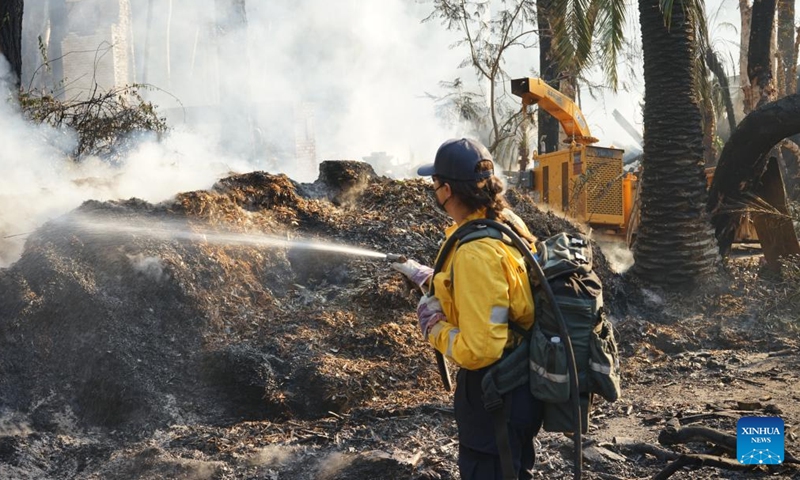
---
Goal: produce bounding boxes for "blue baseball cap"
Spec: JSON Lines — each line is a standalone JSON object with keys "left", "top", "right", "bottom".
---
{"left": 417, "top": 138, "right": 494, "bottom": 181}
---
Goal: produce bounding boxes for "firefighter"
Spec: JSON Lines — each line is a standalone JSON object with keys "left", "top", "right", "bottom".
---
{"left": 392, "top": 138, "right": 543, "bottom": 479}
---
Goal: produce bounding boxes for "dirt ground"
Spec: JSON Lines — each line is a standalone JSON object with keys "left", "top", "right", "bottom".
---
{"left": 0, "top": 161, "right": 798, "bottom": 480}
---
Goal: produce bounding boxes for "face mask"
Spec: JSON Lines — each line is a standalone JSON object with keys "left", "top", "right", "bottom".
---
{"left": 431, "top": 183, "right": 450, "bottom": 212}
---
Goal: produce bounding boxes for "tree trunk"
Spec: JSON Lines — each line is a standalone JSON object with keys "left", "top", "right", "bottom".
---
{"left": 776, "top": 0, "right": 798, "bottom": 195}
{"left": 45, "top": 0, "right": 67, "bottom": 96}
{"left": 142, "top": 0, "right": 154, "bottom": 84}
{"left": 747, "top": 0, "right": 777, "bottom": 109}
{"left": 708, "top": 94, "right": 800, "bottom": 253}
{"left": 536, "top": 0, "right": 560, "bottom": 155}
{"left": 215, "top": 0, "right": 248, "bottom": 98}
{"left": 518, "top": 115, "right": 531, "bottom": 172}
{"left": 739, "top": 0, "right": 753, "bottom": 113}
{"left": 705, "top": 49, "right": 737, "bottom": 135}
{"left": 215, "top": 0, "right": 257, "bottom": 160}
{"left": 20, "top": 0, "right": 46, "bottom": 89}
{"left": 632, "top": 0, "right": 720, "bottom": 287}
{"left": 0, "top": 0, "right": 24, "bottom": 86}
{"left": 776, "top": 0, "right": 794, "bottom": 96}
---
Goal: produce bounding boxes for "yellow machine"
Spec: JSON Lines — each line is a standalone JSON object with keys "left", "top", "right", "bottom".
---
{"left": 511, "top": 78, "right": 638, "bottom": 235}
{"left": 511, "top": 77, "right": 763, "bottom": 247}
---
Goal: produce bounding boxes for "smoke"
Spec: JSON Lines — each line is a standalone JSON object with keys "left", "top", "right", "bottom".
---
{"left": 245, "top": 445, "right": 296, "bottom": 467}
{"left": 127, "top": 253, "right": 167, "bottom": 282}
{"left": 0, "top": 413, "right": 32, "bottom": 437}
{"left": 121, "top": 0, "right": 466, "bottom": 176}
{"left": 1, "top": 0, "right": 475, "bottom": 267}
{"left": 593, "top": 234, "right": 634, "bottom": 274}
{"left": 1, "top": 58, "right": 73, "bottom": 264}
{"left": 1, "top": 57, "right": 253, "bottom": 266}
{"left": 315, "top": 451, "right": 354, "bottom": 479}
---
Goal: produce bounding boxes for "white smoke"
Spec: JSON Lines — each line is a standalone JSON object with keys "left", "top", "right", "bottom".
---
{"left": 127, "top": 253, "right": 167, "bottom": 282}
{"left": 119, "top": 0, "right": 467, "bottom": 175}
{"left": 1, "top": 55, "right": 257, "bottom": 266}
{"left": 593, "top": 234, "right": 634, "bottom": 274}
{"left": 1, "top": 0, "right": 477, "bottom": 267}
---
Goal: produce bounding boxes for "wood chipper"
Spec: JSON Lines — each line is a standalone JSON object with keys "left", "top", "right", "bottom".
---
{"left": 511, "top": 78, "right": 638, "bottom": 237}
{"left": 511, "top": 77, "right": 800, "bottom": 268}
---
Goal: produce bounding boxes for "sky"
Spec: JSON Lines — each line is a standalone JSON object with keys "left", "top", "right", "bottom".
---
{"left": 0, "top": 0, "right": 792, "bottom": 266}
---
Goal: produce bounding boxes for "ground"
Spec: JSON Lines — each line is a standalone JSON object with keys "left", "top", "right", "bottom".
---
{"left": 0, "top": 162, "right": 798, "bottom": 479}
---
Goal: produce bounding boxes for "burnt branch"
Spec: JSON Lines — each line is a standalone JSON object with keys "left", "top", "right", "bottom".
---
{"left": 653, "top": 454, "right": 755, "bottom": 480}
{"left": 18, "top": 84, "right": 169, "bottom": 161}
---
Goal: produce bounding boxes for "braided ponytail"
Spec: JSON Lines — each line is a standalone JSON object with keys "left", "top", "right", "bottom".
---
{"left": 446, "top": 161, "right": 535, "bottom": 244}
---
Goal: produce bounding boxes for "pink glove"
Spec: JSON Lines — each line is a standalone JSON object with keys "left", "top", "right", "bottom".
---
{"left": 417, "top": 294, "right": 445, "bottom": 337}
{"left": 391, "top": 258, "right": 433, "bottom": 288}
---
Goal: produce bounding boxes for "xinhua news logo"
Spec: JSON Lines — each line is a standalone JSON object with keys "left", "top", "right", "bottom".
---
{"left": 737, "top": 416, "right": 784, "bottom": 465}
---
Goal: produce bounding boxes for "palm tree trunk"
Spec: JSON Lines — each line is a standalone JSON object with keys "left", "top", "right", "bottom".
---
{"left": 0, "top": 0, "right": 24, "bottom": 86}
{"left": 708, "top": 94, "right": 800, "bottom": 254}
{"left": 701, "top": 92, "right": 717, "bottom": 166}
{"left": 536, "top": 0, "right": 560, "bottom": 154}
{"left": 632, "top": 0, "right": 720, "bottom": 287}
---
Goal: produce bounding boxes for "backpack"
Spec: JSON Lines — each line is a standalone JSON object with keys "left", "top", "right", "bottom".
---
{"left": 526, "top": 232, "right": 621, "bottom": 434}
{"left": 439, "top": 218, "right": 621, "bottom": 480}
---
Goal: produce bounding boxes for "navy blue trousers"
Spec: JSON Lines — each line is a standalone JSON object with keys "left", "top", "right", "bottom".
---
{"left": 455, "top": 367, "right": 544, "bottom": 480}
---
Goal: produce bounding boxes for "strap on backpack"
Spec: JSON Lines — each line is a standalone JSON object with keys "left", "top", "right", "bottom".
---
{"left": 428, "top": 223, "right": 507, "bottom": 391}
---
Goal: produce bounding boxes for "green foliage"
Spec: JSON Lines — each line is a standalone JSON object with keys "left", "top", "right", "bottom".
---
{"left": 550, "top": 0, "right": 628, "bottom": 90}
{"left": 427, "top": 78, "right": 490, "bottom": 135}
{"left": 659, "top": 0, "right": 706, "bottom": 36}
{"left": 18, "top": 84, "right": 168, "bottom": 161}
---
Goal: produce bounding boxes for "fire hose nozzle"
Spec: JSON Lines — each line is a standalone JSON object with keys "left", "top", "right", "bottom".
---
{"left": 385, "top": 253, "right": 407, "bottom": 263}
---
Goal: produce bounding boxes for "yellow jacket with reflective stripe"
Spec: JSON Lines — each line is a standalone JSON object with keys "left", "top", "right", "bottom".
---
{"left": 427, "top": 209, "right": 535, "bottom": 370}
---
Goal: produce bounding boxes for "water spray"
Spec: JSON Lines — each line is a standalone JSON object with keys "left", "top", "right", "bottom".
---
{"left": 62, "top": 214, "right": 412, "bottom": 262}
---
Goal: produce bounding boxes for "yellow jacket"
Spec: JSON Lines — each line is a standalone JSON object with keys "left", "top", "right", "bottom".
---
{"left": 427, "top": 209, "right": 535, "bottom": 370}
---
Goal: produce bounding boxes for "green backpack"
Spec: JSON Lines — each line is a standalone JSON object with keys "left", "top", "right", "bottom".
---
{"left": 441, "top": 219, "right": 621, "bottom": 480}
{"left": 526, "top": 232, "right": 621, "bottom": 433}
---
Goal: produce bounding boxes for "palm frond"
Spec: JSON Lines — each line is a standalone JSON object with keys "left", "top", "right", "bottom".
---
{"left": 550, "top": 0, "right": 595, "bottom": 75}
{"left": 593, "top": 0, "right": 627, "bottom": 90}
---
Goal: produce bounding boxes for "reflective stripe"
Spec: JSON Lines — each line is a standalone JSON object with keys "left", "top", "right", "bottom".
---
{"left": 589, "top": 360, "right": 611, "bottom": 375}
{"left": 530, "top": 360, "right": 569, "bottom": 383}
{"left": 446, "top": 328, "right": 459, "bottom": 358}
{"left": 490, "top": 306, "right": 509, "bottom": 325}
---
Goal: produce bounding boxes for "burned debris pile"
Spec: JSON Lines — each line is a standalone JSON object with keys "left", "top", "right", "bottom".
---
{"left": 0, "top": 161, "right": 797, "bottom": 479}
{"left": 0, "top": 160, "right": 624, "bottom": 431}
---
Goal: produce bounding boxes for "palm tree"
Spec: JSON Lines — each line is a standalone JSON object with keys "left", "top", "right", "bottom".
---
{"left": 631, "top": 0, "right": 720, "bottom": 287}
{"left": 542, "top": 0, "right": 627, "bottom": 151}
{"left": 708, "top": 94, "right": 800, "bottom": 259}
